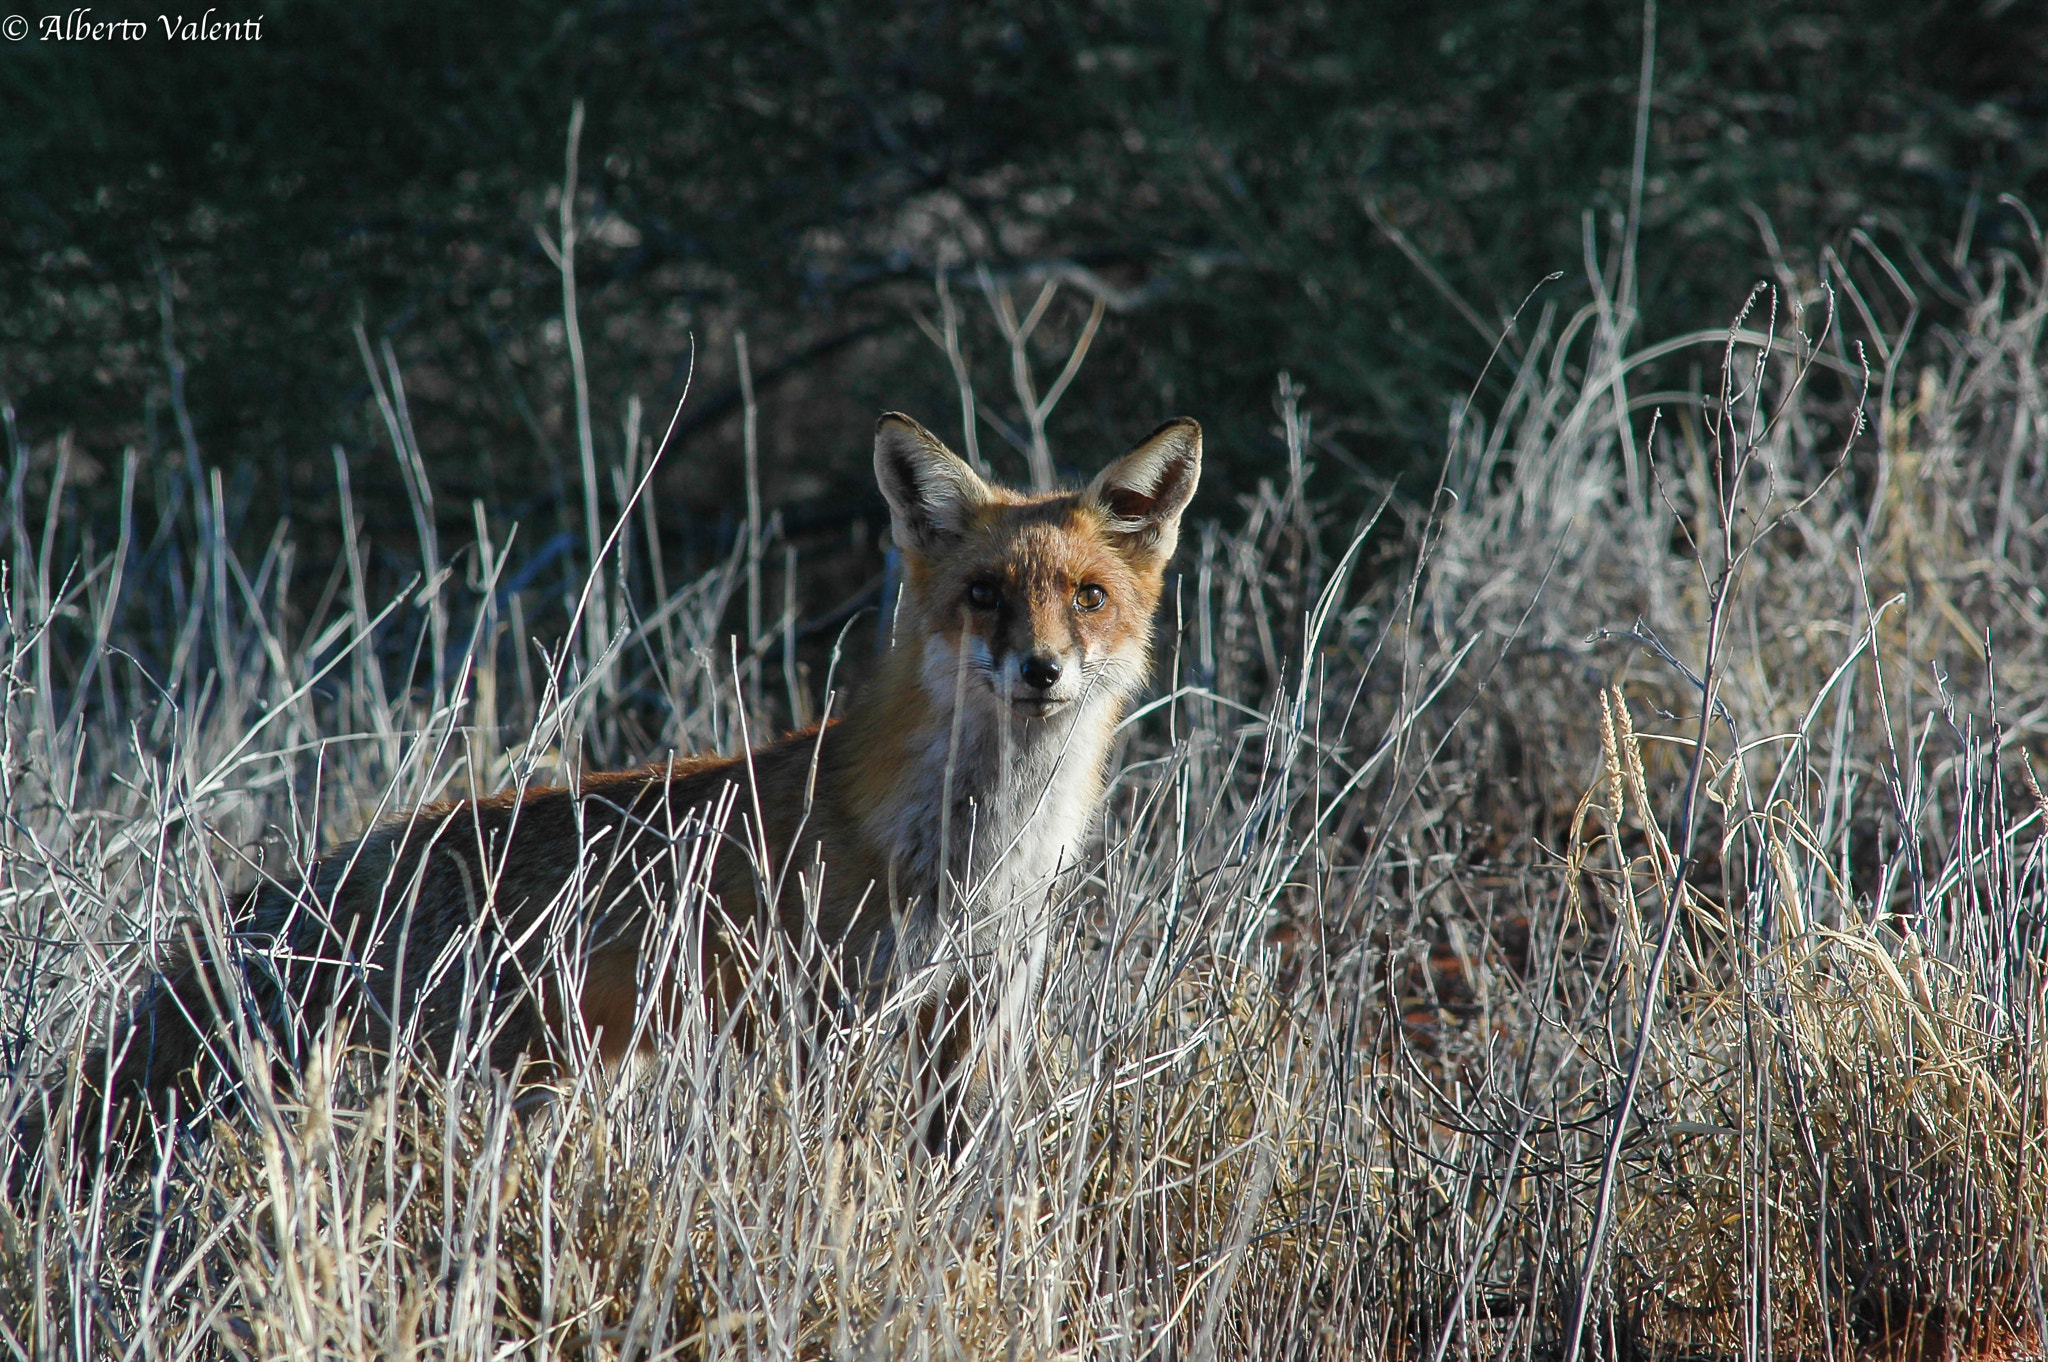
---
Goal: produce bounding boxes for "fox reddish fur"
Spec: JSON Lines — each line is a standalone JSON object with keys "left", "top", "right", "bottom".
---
{"left": 36, "top": 412, "right": 1200, "bottom": 1170}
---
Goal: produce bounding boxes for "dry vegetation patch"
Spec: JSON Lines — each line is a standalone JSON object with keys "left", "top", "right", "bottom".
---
{"left": 4, "top": 227, "right": 2047, "bottom": 1358}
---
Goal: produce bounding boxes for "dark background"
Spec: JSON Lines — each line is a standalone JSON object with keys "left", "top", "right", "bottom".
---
{"left": 5, "top": 0, "right": 2046, "bottom": 601}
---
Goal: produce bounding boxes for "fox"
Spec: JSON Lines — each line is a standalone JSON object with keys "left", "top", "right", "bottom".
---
{"left": 23, "top": 411, "right": 1201, "bottom": 1178}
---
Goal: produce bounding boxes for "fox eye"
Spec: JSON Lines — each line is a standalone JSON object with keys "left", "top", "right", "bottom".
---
{"left": 966, "top": 581, "right": 1001, "bottom": 610}
{"left": 1075, "top": 584, "right": 1108, "bottom": 612}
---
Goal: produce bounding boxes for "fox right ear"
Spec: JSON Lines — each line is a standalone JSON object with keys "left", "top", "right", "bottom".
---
{"left": 875, "top": 414, "right": 990, "bottom": 555}
{"left": 1085, "top": 417, "right": 1202, "bottom": 563}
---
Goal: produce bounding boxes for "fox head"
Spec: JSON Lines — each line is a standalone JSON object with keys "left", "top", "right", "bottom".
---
{"left": 875, "top": 413, "right": 1201, "bottom": 722}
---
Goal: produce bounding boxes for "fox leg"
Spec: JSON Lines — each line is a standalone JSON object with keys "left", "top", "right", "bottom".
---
{"left": 560, "top": 931, "right": 761, "bottom": 1073}
{"left": 913, "top": 979, "right": 975, "bottom": 1155}
{"left": 564, "top": 941, "right": 646, "bottom": 1067}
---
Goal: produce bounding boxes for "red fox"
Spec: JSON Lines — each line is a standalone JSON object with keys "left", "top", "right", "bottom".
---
{"left": 35, "top": 412, "right": 1200, "bottom": 1172}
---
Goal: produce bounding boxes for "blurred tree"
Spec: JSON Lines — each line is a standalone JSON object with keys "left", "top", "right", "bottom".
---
{"left": 3, "top": 0, "right": 2043, "bottom": 569}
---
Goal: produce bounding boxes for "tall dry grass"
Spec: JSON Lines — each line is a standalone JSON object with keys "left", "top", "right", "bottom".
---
{"left": 3, "top": 208, "right": 2047, "bottom": 1359}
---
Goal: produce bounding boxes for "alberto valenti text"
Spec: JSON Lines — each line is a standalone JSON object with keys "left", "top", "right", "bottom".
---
{"left": 26, "top": 9, "right": 262, "bottom": 40}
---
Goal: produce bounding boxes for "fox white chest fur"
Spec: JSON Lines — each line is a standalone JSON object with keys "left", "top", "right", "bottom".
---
{"left": 913, "top": 635, "right": 1119, "bottom": 903}
{"left": 846, "top": 636, "right": 1121, "bottom": 999}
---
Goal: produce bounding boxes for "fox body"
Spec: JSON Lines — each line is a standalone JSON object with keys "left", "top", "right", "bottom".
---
{"left": 45, "top": 412, "right": 1200, "bottom": 1167}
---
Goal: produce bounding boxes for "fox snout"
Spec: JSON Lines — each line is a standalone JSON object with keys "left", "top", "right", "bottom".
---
{"left": 954, "top": 626, "right": 1087, "bottom": 717}
{"left": 1002, "top": 643, "right": 1079, "bottom": 716}
{"left": 1018, "top": 652, "right": 1062, "bottom": 692}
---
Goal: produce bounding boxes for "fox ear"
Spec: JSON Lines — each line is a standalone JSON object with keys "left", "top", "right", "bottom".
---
{"left": 1085, "top": 418, "right": 1202, "bottom": 562}
{"left": 875, "top": 413, "right": 990, "bottom": 556}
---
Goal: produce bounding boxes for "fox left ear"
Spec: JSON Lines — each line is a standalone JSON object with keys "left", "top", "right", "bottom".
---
{"left": 1085, "top": 418, "right": 1202, "bottom": 562}
{"left": 875, "top": 413, "right": 991, "bottom": 556}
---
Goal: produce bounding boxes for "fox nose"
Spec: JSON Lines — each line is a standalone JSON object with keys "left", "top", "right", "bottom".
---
{"left": 1020, "top": 653, "right": 1063, "bottom": 691}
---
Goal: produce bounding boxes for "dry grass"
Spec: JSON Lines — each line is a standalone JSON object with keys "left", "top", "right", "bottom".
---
{"left": 3, "top": 215, "right": 2048, "bottom": 1359}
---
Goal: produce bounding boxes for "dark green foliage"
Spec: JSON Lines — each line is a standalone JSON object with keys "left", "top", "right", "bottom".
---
{"left": 4, "top": 0, "right": 2044, "bottom": 561}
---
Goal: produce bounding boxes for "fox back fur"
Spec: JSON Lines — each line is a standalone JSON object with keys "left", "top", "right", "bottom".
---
{"left": 30, "top": 411, "right": 1200, "bottom": 1173}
